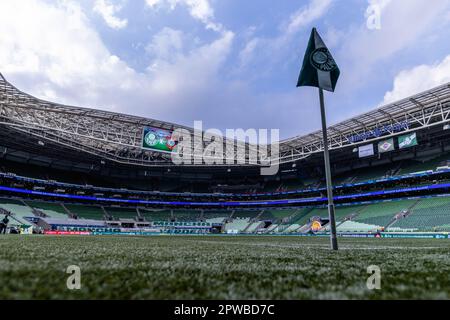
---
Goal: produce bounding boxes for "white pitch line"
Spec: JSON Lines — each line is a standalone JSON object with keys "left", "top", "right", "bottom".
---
{"left": 191, "top": 240, "right": 445, "bottom": 250}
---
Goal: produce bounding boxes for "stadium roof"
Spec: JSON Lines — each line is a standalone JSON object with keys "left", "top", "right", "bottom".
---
{"left": 1, "top": 72, "right": 449, "bottom": 166}
{"left": 279, "top": 82, "right": 450, "bottom": 160}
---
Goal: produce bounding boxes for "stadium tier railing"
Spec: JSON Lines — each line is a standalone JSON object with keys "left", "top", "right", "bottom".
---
{"left": 1, "top": 153, "right": 449, "bottom": 200}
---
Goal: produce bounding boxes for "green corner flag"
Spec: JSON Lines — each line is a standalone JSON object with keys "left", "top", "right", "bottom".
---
{"left": 297, "top": 28, "right": 340, "bottom": 92}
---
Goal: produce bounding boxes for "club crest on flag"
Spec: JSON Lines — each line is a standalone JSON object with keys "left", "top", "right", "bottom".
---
{"left": 310, "top": 48, "right": 337, "bottom": 72}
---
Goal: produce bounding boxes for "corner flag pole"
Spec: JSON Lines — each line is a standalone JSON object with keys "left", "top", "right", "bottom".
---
{"left": 318, "top": 88, "right": 338, "bottom": 250}
{"left": 297, "top": 28, "right": 340, "bottom": 250}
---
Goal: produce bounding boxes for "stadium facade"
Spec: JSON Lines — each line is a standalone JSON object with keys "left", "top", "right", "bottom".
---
{"left": 0, "top": 73, "right": 450, "bottom": 236}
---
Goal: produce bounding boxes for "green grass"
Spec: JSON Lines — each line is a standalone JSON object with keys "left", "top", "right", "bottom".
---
{"left": 0, "top": 235, "right": 449, "bottom": 300}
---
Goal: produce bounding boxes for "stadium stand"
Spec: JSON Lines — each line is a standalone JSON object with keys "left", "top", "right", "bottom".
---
{"left": 140, "top": 209, "right": 173, "bottom": 221}
{"left": 205, "top": 217, "right": 227, "bottom": 224}
{"left": 104, "top": 207, "right": 139, "bottom": 220}
{"left": 41, "top": 218, "right": 107, "bottom": 229}
{"left": 355, "top": 199, "right": 418, "bottom": 227}
{"left": 244, "top": 222, "right": 263, "bottom": 233}
{"left": 397, "top": 152, "right": 450, "bottom": 175}
{"left": 233, "top": 210, "right": 260, "bottom": 219}
{"left": 278, "top": 179, "right": 305, "bottom": 191}
{"left": 351, "top": 163, "right": 397, "bottom": 183}
{"left": 281, "top": 223, "right": 302, "bottom": 233}
{"left": 25, "top": 200, "right": 68, "bottom": 219}
{"left": 334, "top": 205, "right": 366, "bottom": 221}
{"left": 291, "top": 207, "right": 325, "bottom": 226}
{"left": 264, "top": 223, "right": 279, "bottom": 233}
{"left": 389, "top": 196, "right": 450, "bottom": 231}
{"left": 259, "top": 209, "right": 299, "bottom": 222}
{"left": 278, "top": 205, "right": 367, "bottom": 233}
{"left": 0, "top": 198, "right": 35, "bottom": 226}
{"left": 328, "top": 221, "right": 381, "bottom": 233}
{"left": 224, "top": 218, "right": 251, "bottom": 233}
{"left": 64, "top": 204, "right": 105, "bottom": 220}
{"left": 172, "top": 210, "right": 202, "bottom": 221}
{"left": 203, "top": 210, "right": 232, "bottom": 220}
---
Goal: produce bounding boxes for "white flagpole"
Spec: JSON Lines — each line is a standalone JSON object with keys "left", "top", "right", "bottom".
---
{"left": 319, "top": 88, "right": 338, "bottom": 250}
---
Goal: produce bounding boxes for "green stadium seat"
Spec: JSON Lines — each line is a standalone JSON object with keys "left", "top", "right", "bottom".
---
{"left": 25, "top": 200, "right": 68, "bottom": 219}
{"left": 355, "top": 199, "right": 417, "bottom": 227}
{"left": 65, "top": 204, "right": 105, "bottom": 220}
{"left": 105, "top": 207, "right": 139, "bottom": 220}
{"left": 142, "top": 210, "right": 172, "bottom": 221}
{"left": 172, "top": 210, "right": 201, "bottom": 221}
{"left": 390, "top": 196, "right": 450, "bottom": 231}
{"left": 0, "top": 199, "right": 35, "bottom": 226}
{"left": 225, "top": 218, "right": 251, "bottom": 232}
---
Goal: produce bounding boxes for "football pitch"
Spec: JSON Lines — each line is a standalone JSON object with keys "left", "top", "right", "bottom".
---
{"left": 0, "top": 235, "right": 449, "bottom": 300}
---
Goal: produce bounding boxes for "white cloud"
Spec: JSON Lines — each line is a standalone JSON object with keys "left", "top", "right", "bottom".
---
{"left": 238, "top": 38, "right": 259, "bottom": 67}
{"left": 383, "top": 55, "right": 450, "bottom": 104}
{"left": 339, "top": 0, "right": 449, "bottom": 84}
{"left": 285, "top": 0, "right": 332, "bottom": 35}
{"left": 0, "top": 0, "right": 135, "bottom": 107}
{"left": 93, "top": 0, "right": 128, "bottom": 30}
{"left": 182, "top": 0, "right": 213, "bottom": 23}
{"left": 145, "top": 0, "right": 161, "bottom": 7}
{"left": 147, "top": 30, "right": 234, "bottom": 95}
{"left": 238, "top": 0, "right": 332, "bottom": 70}
{"left": 0, "top": 0, "right": 238, "bottom": 131}
{"left": 146, "top": 27, "right": 185, "bottom": 61}
{"left": 145, "top": 0, "right": 223, "bottom": 32}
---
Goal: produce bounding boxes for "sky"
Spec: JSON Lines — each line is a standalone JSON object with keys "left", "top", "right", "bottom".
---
{"left": 0, "top": 0, "right": 449, "bottom": 140}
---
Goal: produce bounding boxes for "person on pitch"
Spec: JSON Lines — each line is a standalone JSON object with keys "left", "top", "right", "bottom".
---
{"left": 0, "top": 213, "right": 10, "bottom": 234}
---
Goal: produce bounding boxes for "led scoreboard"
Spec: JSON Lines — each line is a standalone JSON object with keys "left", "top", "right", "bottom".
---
{"left": 142, "top": 126, "right": 178, "bottom": 152}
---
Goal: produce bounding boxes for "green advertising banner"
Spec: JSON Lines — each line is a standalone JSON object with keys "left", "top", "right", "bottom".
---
{"left": 142, "top": 127, "right": 178, "bottom": 152}
{"left": 398, "top": 132, "right": 418, "bottom": 149}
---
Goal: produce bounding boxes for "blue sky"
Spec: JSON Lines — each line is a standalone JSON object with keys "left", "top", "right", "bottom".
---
{"left": 0, "top": 0, "right": 449, "bottom": 139}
